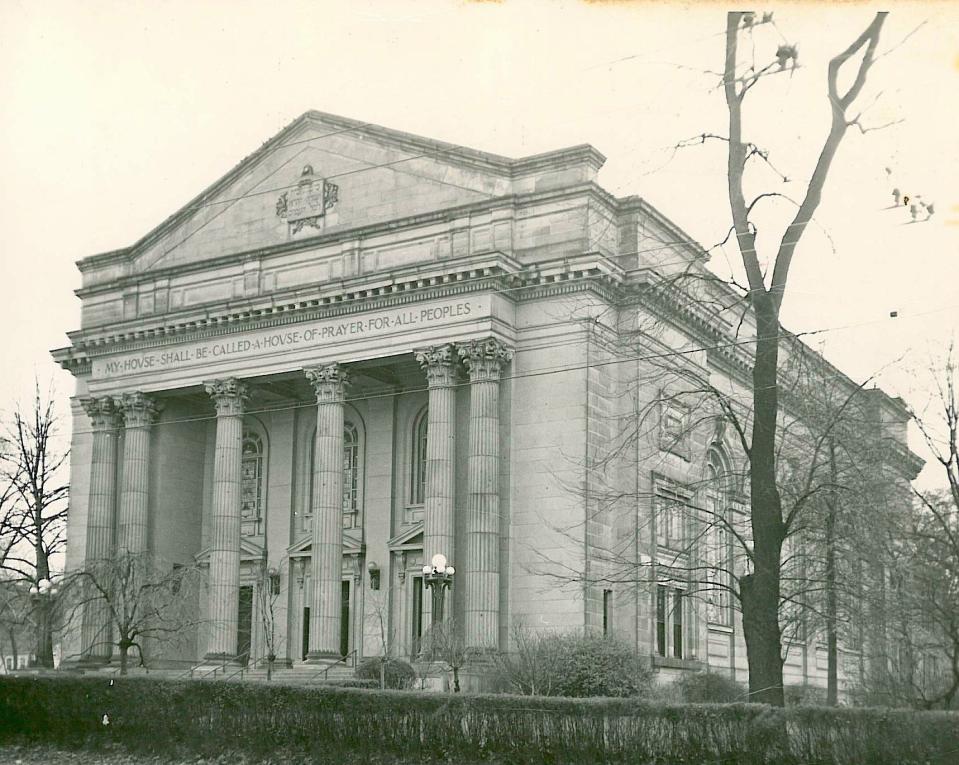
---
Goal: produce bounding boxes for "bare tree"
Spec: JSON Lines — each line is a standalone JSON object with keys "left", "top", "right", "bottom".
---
{"left": 715, "top": 11, "right": 889, "bottom": 706}
{"left": 62, "top": 552, "right": 202, "bottom": 675}
{"left": 893, "top": 349, "right": 959, "bottom": 708}
{"left": 256, "top": 558, "right": 282, "bottom": 681}
{"left": 419, "top": 617, "right": 470, "bottom": 693}
{"left": 0, "top": 381, "right": 69, "bottom": 667}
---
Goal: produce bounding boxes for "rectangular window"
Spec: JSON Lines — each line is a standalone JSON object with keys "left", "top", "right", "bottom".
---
{"left": 672, "top": 589, "right": 684, "bottom": 658}
{"left": 655, "top": 584, "right": 686, "bottom": 659}
{"left": 656, "top": 492, "right": 687, "bottom": 551}
{"left": 656, "top": 585, "right": 667, "bottom": 656}
{"left": 411, "top": 576, "right": 424, "bottom": 656}
{"left": 603, "top": 589, "right": 613, "bottom": 637}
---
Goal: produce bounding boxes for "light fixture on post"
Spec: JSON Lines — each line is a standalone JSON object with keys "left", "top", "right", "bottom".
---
{"left": 422, "top": 553, "right": 455, "bottom": 626}
{"left": 367, "top": 560, "right": 381, "bottom": 591}
{"left": 29, "top": 577, "right": 59, "bottom": 669}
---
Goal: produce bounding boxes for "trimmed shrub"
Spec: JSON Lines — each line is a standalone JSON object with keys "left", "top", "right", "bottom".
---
{"left": 1, "top": 676, "right": 958, "bottom": 764}
{"left": 355, "top": 656, "right": 416, "bottom": 690}
{"left": 495, "top": 632, "right": 653, "bottom": 698}
{"left": 784, "top": 683, "right": 827, "bottom": 706}
{"left": 673, "top": 671, "right": 747, "bottom": 704}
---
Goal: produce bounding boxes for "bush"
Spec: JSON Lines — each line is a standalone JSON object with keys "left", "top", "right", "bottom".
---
{"left": 1, "top": 676, "right": 957, "bottom": 764}
{"left": 673, "top": 671, "right": 747, "bottom": 703}
{"left": 784, "top": 683, "right": 827, "bottom": 707}
{"left": 354, "top": 656, "right": 416, "bottom": 690}
{"left": 0, "top": 676, "right": 959, "bottom": 765}
{"left": 495, "top": 632, "right": 653, "bottom": 698}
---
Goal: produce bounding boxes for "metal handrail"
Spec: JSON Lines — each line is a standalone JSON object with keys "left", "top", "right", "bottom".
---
{"left": 309, "top": 649, "right": 358, "bottom": 684}
{"left": 221, "top": 651, "right": 254, "bottom": 682}
{"left": 190, "top": 650, "right": 251, "bottom": 681}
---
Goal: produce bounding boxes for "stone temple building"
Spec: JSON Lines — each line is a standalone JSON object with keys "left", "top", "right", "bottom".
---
{"left": 53, "top": 111, "right": 921, "bottom": 690}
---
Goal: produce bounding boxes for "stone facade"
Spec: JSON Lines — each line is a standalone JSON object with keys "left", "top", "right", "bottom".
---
{"left": 53, "top": 111, "right": 922, "bottom": 691}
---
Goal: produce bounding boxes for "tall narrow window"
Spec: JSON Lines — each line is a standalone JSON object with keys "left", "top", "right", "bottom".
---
{"left": 603, "top": 589, "right": 613, "bottom": 637}
{"left": 656, "top": 584, "right": 686, "bottom": 659}
{"left": 241, "top": 431, "right": 264, "bottom": 534}
{"left": 656, "top": 585, "right": 667, "bottom": 656}
{"left": 410, "top": 407, "right": 428, "bottom": 505}
{"left": 672, "top": 589, "right": 684, "bottom": 658}
{"left": 705, "top": 455, "right": 732, "bottom": 626}
{"left": 343, "top": 422, "right": 359, "bottom": 524}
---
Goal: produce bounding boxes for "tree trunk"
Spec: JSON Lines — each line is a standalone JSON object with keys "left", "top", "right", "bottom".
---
{"left": 825, "top": 437, "right": 839, "bottom": 705}
{"left": 743, "top": 300, "right": 786, "bottom": 707}
{"left": 119, "top": 643, "right": 128, "bottom": 676}
{"left": 34, "top": 549, "right": 54, "bottom": 669}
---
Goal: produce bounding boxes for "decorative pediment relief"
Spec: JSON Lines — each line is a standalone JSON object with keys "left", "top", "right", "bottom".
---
{"left": 387, "top": 521, "right": 423, "bottom": 551}
{"left": 194, "top": 536, "right": 264, "bottom": 566}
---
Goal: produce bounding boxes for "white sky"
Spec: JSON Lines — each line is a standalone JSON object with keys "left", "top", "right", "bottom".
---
{"left": 0, "top": 0, "right": 956, "bottom": 489}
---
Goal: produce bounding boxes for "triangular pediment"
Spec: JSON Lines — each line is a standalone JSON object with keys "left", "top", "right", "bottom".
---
{"left": 387, "top": 522, "right": 423, "bottom": 551}
{"left": 122, "top": 111, "right": 538, "bottom": 275}
{"left": 287, "top": 529, "right": 364, "bottom": 558}
{"left": 195, "top": 536, "right": 264, "bottom": 565}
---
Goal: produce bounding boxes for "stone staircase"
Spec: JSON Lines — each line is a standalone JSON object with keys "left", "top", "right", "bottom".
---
{"left": 242, "top": 660, "right": 355, "bottom": 684}
{"left": 51, "top": 658, "right": 357, "bottom": 685}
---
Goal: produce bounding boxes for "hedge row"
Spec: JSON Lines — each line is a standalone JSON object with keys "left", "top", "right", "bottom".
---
{"left": 1, "top": 676, "right": 956, "bottom": 764}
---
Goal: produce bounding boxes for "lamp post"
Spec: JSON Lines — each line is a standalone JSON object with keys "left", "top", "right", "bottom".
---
{"left": 28, "top": 578, "right": 58, "bottom": 670}
{"left": 422, "top": 553, "right": 455, "bottom": 626}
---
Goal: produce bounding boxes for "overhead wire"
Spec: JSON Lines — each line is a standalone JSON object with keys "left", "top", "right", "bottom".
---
{"left": 65, "top": 298, "right": 957, "bottom": 438}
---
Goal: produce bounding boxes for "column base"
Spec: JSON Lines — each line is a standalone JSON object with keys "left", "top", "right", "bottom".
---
{"left": 304, "top": 650, "right": 342, "bottom": 664}
{"left": 202, "top": 652, "right": 244, "bottom": 666}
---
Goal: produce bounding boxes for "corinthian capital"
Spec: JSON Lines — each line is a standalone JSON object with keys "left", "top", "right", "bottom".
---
{"left": 304, "top": 363, "right": 349, "bottom": 403}
{"left": 458, "top": 338, "right": 513, "bottom": 383}
{"left": 115, "top": 391, "right": 161, "bottom": 428}
{"left": 204, "top": 378, "right": 249, "bottom": 416}
{"left": 80, "top": 396, "right": 121, "bottom": 431}
{"left": 414, "top": 344, "right": 458, "bottom": 387}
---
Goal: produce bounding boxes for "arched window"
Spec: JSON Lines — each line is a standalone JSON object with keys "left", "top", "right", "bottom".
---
{"left": 241, "top": 431, "right": 264, "bottom": 535}
{"left": 343, "top": 422, "right": 359, "bottom": 524}
{"left": 410, "top": 407, "right": 428, "bottom": 505}
{"left": 306, "top": 421, "right": 364, "bottom": 530}
{"left": 705, "top": 452, "right": 731, "bottom": 626}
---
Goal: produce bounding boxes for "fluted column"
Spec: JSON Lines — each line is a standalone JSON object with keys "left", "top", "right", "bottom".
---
{"left": 80, "top": 397, "right": 121, "bottom": 661}
{"left": 203, "top": 378, "right": 248, "bottom": 661}
{"left": 116, "top": 392, "right": 159, "bottom": 555}
{"left": 304, "top": 363, "right": 349, "bottom": 660}
{"left": 459, "top": 338, "right": 512, "bottom": 649}
{"left": 414, "top": 345, "right": 458, "bottom": 580}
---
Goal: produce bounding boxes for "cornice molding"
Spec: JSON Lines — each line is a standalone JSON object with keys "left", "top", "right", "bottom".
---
{"left": 75, "top": 182, "right": 625, "bottom": 297}
{"left": 51, "top": 253, "right": 624, "bottom": 374}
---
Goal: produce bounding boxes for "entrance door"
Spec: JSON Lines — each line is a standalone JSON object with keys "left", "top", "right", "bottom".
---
{"left": 411, "top": 576, "right": 423, "bottom": 657}
{"left": 237, "top": 586, "right": 253, "bottom": 665}
{"left": 340, "top": 581, "right": 350, "bottom": 658}
{"left": 302, "top": 607, "right": 310, "bottom": 660}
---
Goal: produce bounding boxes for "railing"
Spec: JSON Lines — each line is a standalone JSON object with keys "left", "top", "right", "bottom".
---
{"left": 221, "top": 653, "right": 273, "bottom": 682}
{"left": 189, "top": 650, "right": 251, "bottom": 681}
{"left": 308, "top": 649, "right": 358, "bottom": 684}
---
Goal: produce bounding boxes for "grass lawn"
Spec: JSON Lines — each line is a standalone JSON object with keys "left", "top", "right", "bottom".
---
{"left": 0, "top": 744, "right": 502, "bottom": 765}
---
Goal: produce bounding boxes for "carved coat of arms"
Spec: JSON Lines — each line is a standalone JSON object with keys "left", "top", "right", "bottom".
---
{"left": 276, "top": 164, "right": 339, "bottom": 234}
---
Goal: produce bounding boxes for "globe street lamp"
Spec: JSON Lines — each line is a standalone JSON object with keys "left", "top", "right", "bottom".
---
{"left": 421, "top": 553, "right": 455, "bottom": 626}
{"left": 28, "top": 577, "right": 59, "bottom": 669}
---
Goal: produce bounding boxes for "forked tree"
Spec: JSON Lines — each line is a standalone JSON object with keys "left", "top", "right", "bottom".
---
{"left": 718, "top": 10, "right": 887, "bottom": 705}
{"left": 63, "top": 552, "right": 202, "bottom": 675}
